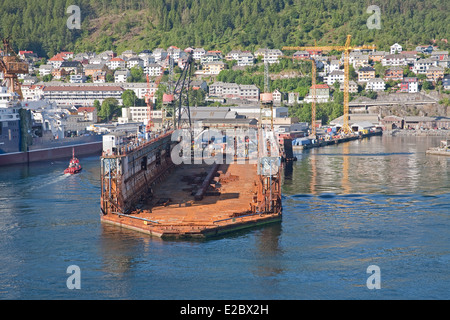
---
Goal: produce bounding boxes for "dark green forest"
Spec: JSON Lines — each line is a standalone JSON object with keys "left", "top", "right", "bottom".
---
{"left": 0, "top": 0, "right": 449, "bottom": 58}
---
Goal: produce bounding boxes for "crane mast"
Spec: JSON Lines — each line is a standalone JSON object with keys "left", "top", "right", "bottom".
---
{"left": 0, "top": 38, "right": 29, "bottom": 100}
{"left": 283, "top": 35, "right": 376, "bottom": 135}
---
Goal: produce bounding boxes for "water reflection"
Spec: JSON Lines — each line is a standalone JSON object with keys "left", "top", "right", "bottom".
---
{"left": 287, "top": 136, "right": 450, "bottom": 196}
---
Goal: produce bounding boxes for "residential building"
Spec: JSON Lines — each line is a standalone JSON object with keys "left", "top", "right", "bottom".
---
{"left": 357, "top": 66, "right": 376, "bottom": 82}
{"left": 208, "top": 82, "right": 259, "bottom": 101}
{"left": 353, "top": 55, "right": 370, "bottom": 69}
{"left": 193, "top": 48, "right": 206, "bottom": 61}
{"left": 201, "top": 52, "right": 222, "bottom": 64}
{"left": 98, "top": 50, "right": 116, "bottom": 60}
{"left": 114, "top": 69, "right": 131, "bottom": 83}
{"left": 365, "top": 78, "right": 386, "bottom": 92}
{"left": 304, "top": 84, "right": 330, "bottom": 103}
{"left": 122, "top": 82, "right": 157, "bottom": 100}
{"left": 108, "top": 57, "right": 126, "bottom": 70}
{"left": 238, "top": 84, "right": 260, "bottom": 101}
{"left": 190, "top": 80, "right": 208, "bottom": 92}
{"left": 293, "top": 51, "right": 310, "bottom": 60}
{"left": 438, "top": 58, "right": 450, "bottom": 69}
{"left": 23, "top": 76, "right": 38, "bottom": 85}
{"left": 430, "top": 50, "right": 448, "bottom": 61}
{"left": 237, "top": 52, "right": 254, "bottom": 66}
{"left": 60, "top": 61, "right": 83, "bottom": 74}
{"left": 48, "top": 55, "right": 65, "bottom": 69}
{"left": 384, "top": 66, "right": 404, "bottom": 81}
{"left": 70, "top": 74, "right": 87, "bottom": 84}
{"left": 203, "top": 61, "right": 226, "bottom": 75}
{"left": 39, "top": 65, "right": 53, "bottom": 77}
{"left": 21, "top": 84, "right": 45, "bottom": 101}
{"left": 273, "top": 89, "right": 284, "bottom": 105}
{"left": 382, "top": 54, "right": 407, "bottom": 67}
{"left": 42, "top": 85, "right": 124, "bottom": 105}
{"left": 167, "top": 46, "right": 182, "bottom": 62}
{"left": 443, "top": 75, "right": 450, "bottom": 90}
{"left": 208, "top": 82, "right": 224, "bottom": 96}
{"left": 339, "top": 80, "right": 359, "bottom": 93}
{"left": 324, "top": 60, "right": 340, "bottom": 74}
{"left": 84, "top": 64, "right": 109, "bottom": 77}
{"left": 415, "top": 45, "right": 434, "bottom": 54}
{"left": 426, "top": 66, "right": 445, "bottom": 83}
{"left": 368, "top": 51, "right": 387, "bottom": 62}
{"left": 225, "top": 50, "right": 242, "bottom": 61}
{"left": 390, "top": 43, "right": 403, "bottom": 54}
{"left": 127, "top": 57, "right": 144, "bottom": 69}
{"left": 401, "top": 51, "right": 418, "bottom": 64}
{"left": 307, "top": 49, "right": 323, "bottom": 58}
{"left": 254, "top": 48, "right": 283, "bottom": 64}
{"left": 59, "top": 52, "right": 74, "bottom": 60}
{"left": 413, "top": 58, "right": 437, "bottom": 74}
{"left": 121, "top": 50, "right": 136, "bottom": 59}
{"left": 118, "top": 107, "right": 162, "bottom": 124}
{"left": 89, "top": 57, "right": 104, "bottom": 65}
{"left": 51, "top": 68, "right": 69, "bottom": 80}
{"left": 221, "top": 83, "right": 240, "bottom": 98}
{"left": 93, "top": 71, "right": 107, "bottom": 83}
{"left": 145, "top": 63, "right": 163, "bottom": 77}
{"left": 400, "top": 77, "right": 419, "bottom": 93}
{"left": 326, "top": 70, "right": 345, "bottom": 86}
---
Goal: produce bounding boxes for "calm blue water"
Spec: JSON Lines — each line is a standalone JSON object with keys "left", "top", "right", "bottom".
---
{"left": 0, "top": 135, "right": 449, "bottom": 300}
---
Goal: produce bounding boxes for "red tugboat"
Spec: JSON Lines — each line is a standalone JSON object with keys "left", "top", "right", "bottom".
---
{"left": 64, "top": 148, "right": 82, "bottom": 174}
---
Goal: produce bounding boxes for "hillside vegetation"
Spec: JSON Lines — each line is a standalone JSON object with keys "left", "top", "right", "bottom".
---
{"left": 0, "top": 0, "right": 449, "bottom": 57}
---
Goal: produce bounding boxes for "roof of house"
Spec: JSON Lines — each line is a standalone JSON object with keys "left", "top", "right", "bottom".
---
{"left": 61, "top": 61, "right": 82, "bottom": 68}
{"left": 49, "top": 55, "right": 65, "bottom": 61}
{"left": 43, "top": 86, "right": 124, "bottom": 92}
{"left": 358, "top": 66, "right": 375, "bottom": 72}
{"left": 311, "top": 84, "right": 329, "bottom": 89}
{"left": 367, "top": 78, "right": 385, "bottom": 83}
{"left": 78, "top": 107, "right": 96, "bottom": 112}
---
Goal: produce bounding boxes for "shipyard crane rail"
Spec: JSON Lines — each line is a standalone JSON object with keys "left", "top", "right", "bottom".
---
{"left": 283, "top": 35, "right": 376, "bottom": 134}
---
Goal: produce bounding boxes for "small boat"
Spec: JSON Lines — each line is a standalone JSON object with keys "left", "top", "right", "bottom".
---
{"left": 64, "top": 148, "right": 82, "bottom": 174}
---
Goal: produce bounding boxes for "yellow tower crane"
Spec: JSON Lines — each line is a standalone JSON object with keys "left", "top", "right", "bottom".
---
{"left": 283, "top": 35, "right": 376, "bottom": 135}
{"left": 279, "top": 55, "right": 317, "bottom": 137}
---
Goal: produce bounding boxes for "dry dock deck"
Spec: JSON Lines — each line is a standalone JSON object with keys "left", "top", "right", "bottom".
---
{"left": 101, "top": 162, "right": 282, "bottom": 239}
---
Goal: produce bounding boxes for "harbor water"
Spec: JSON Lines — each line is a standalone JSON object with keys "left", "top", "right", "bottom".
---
{"left": 0, "top": 135, "right": 449, "bottom": 299}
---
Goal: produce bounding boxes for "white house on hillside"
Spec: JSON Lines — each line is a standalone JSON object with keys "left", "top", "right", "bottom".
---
{"left": 390, "top": 43, "right": 403, "bottom": 54}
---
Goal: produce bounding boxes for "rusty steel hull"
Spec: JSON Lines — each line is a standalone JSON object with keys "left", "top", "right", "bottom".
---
{"left": 100, "top": 130, "right": 283, "bottom": 239}
{"left": 101, "top": 162, "right": 282, "bottom": 239}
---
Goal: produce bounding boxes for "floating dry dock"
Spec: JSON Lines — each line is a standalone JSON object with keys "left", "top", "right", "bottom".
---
{"left": 100, "top": 129, "right": 282, "bottom": 239}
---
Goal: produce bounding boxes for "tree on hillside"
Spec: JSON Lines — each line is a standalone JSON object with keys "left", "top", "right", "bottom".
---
{"left": 99, "top": 98, "right": 120, "bottom": 122}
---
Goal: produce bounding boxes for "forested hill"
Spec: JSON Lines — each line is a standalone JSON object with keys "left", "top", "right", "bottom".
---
{"left": 0, "top": 0, "right": 449, "bottom": 58}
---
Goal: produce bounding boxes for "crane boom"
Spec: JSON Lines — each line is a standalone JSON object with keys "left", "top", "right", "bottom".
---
{"left": 0, "top": 38, "right": 28, "bottom": 100}
{"left": 283, "top": 35, "right": 376, "bottom": 135}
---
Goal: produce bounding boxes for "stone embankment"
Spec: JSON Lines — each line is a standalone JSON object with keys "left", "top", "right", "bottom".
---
{"left": 386, "top": 129, "right": 450, "bottom": 137}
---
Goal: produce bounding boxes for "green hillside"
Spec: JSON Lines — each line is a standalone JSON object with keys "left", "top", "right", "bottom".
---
{"left": 1, "top": 0, "right": 449, "bottom": 57}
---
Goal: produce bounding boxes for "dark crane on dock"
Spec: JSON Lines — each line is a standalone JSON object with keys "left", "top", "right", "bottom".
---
{"left": 0, "top": 38, "right": 28, "bottom": 100}
{"left": 172, "top": 53, "right": 195, "bottom": 130}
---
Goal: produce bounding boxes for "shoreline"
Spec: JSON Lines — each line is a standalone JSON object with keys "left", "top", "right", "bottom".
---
{"left": 385, "top": 129, "right": 450, "bottom": 137}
